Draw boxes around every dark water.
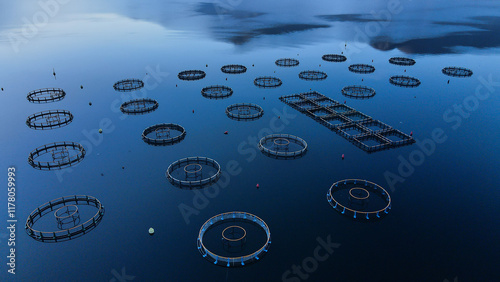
[1,1,499,281]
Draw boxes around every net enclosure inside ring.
[327,179,391,220]
[341,85,376,99]
[299,70,327,81]
[178,70,206,80]
[113,79,144,92]
[258,134,307,159]
[120,98,159,114]
[441,66,473,77]
[221,64,247,74]
[348,64,375,74]
[389,57,416,66]
[201,85,233,99]
[26,110,73,130]
[389,75,421,87]
[166,157,221,188]
[322,54,347,62]
[254,76,282,88]
[142,123,186,145]
[25,195,105,242]
[225,103,264,121]
[197,211,271,267]
[28,141,86,170]
[275,58,299,67]
[27,88,66,103]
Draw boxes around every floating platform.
[389,75,421,87]
[322,54,347,62]
[120,98,159,114]
[341,85,376,99]
[166,157,221,188]
[197,211,271,267]
[275,58,299,67]
[25,195,105,243]
[389,57,415,66]
[28,141,86,170]
[178,70,206,81]
[113,79,144,92]
[26,110,73,130]
[442,66,473,77]
[142,123,186,146]
[327,179,391,220]
[279,91,415,153]
[221,64,247,74]
[201,85,233,99]
[299,70,327,81]
[258,134,307,159]
[254,76,282,88]
[226,103,264,121]
[27,88,65,104]
[348,64,375,74]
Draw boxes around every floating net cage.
[28,142,86,170]
[341,85,376,99]
[389,75,421,88]
[178,70,206,81]
[225,103,264,121]
[322,54,347,62]
[201,85,233,99]
[442,67,473,78]
[348,64,375,74]
[389,57,416,66]
[120,98,159,114]
[221,64,247,74]
[197,211,271,267]
[275,58,299,67]
[113,79,144,92]
[254,76,282,88]
[27,88,66,104]
[299,70,327,81]
[26,110,73,130]
[327,179,391,220]
[166,157,221,188]
[25,195,105,243]
[142,123,186,146]
[258,134,307,159]
[279,91,414,153]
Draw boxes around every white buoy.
[149,228,155,235]
[99,129,103,134]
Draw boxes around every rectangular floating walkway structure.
[279,91,415,153]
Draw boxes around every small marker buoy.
[319,64,321,67]
[225,78,227,80]
[224,131,228,135]
[252,64,254,67]
[89,102,92,106]
[256,183,259,188]
[99,129,103,134]
[410,131,413,136]
[80,85,83,89]
[206,64,208,67]
[344,100,346,104]
[122,166,125,169]
[176,84,178,87]
[1,88,3,91]
[447,80,450,84]
[404,69,406,72]
[414,96,416,98]
[101,173,104,176]
[342,154,344,160]
[361,78,363,81]
[263,97,265,100]
[372,59,373,62]
[278,116,280,119]
[149,228,155,235]
[192,110,194,113]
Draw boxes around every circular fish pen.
[389,75,421,87]
[258,134,307,159]
[221,64,247,74]
[341,85,376,99]
[120,98,159,114]
[142,123,186,146]
[113,79,144,92]
[178,70,206,81]
[25,195,105,243]
[26,110,73,130]
[389,57,416,66]
[27,88,66,104]
[254,76,282,88]
[322,54,347,62]
[348,64,375,74]
[197,211,271,267]
[225,103,264,121]
[326,179,391,220]
[201,85,233,99]
[166,157,221,188]
[442,67,473,77]
[28,142,86,170]
[275,58,299,67]
[299,70,327,81]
